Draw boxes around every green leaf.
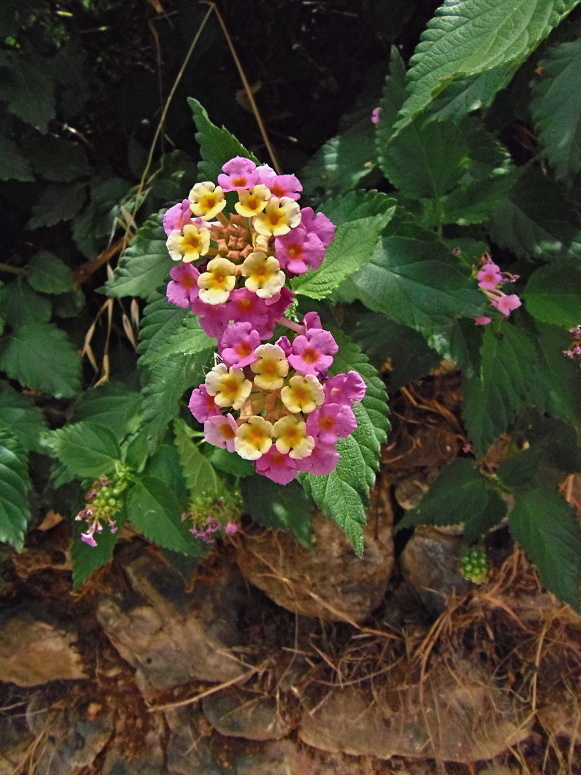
[137,291,190,366]
[524,261,581,328]
[209,447,255,478]
[45,421,121,479]
[530,322,581,431]
[292,211,393,300]
[319,189,396,226]
[397,458,502,532]
[509,488,581,612]
[0,133,34,181]
[344,235,486,332]
[242,476,313,548]
[491,166,581,261]
[392,0,579,132]
[0,323,81,398]
[105,213,170,299]
[301,121,376,198]
[127,476,199,554]
[23,134,91,182]
[440,170,515,225]
[143,314,215,362]
[463,490,507,544]
[188,98,258,180]
[462,322,537,456]
[174,418,221,496]
[142,349,215,450]
[424,65,515,121]
[300,331,389,555]
[426,318,483,377]
[144,443,188,500]
[0,53,56,132]
[26,251,74,295]
[0,382,47,453]
[0,281,52,328]
[27,182,87,229]
[0,425,31,551]
[531,38,581,179]
[73,381,143,440]
[497,447,543,489]
[71,508,127,590]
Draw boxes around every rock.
[537,688,581,738]
[26,695,113,774]
[96,547,246,693]
[299,659,531,764]
[0,718,34,775]
[234,740,315,775]
[235,484,394,622]
[166,735,230,775]
[0,603,87,686]
[202,687,291,741]
[394,469,439,511]
[400,526,472,616]
[102,717,166,775]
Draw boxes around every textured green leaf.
[524,261,581,328]
[398,458,502,531]
[137,291,190,366]
[393,0,579,132]
[73,382,142,440]
[242,476,313,548]
[319,190,396,225]
[426,318,483,377]
[105,213,170,299]
[23,134,91,182]
[0,425,31,551]
[27,251,74,295]
[45,421,121,479]
[441,171,515,225]
[209,447,255,477]
[293,211,393,300]
[0,53,55,132]
[144,443,188,501]
[188,98,258,181]
[300,331,389,555]
[345,235,486,331]
[127,476,198,554]
[142,349,215,450]
[531,38,581,179]
[144,314,215,362]
[509,488,581,611]
[0,323,81,398]
[462,322,537,456]
[497,447,543,489]
[71,508,127,590]
[0,382,47,453]
[530,323,581,431]
[0,282,51,328]
[0,133,34,181]
[174,419,221,496]
[463,490,507,544]
[424,65,515,121]
[491,167,581,260]
[27,182,87,229]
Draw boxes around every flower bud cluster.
[164,156,335,340]
[459,546,489,584]
[181,489,242,543]
[75,471,130,547]
[473,254,521,325]
[563,325,581,360]
[188,312,365,484]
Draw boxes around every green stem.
[0,263,26,276]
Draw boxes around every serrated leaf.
[127,476,198,554]
[242,476,313,548]
[300,330,389,555]
[142,349,215,450]
[463,490,507,544]
[174,418,221,496]
[524,261,581,328]
[0,381,47,453]
[0,53,55,132]
[0,323,81,398]
[137,291,190,366]
[531,38,581,179]
[441,170,515,225]
[23,134,91,182]
[71,508,127,590]
[144,443,188,500]
[491,166,581,261]
[530,322,581,430]
[424,65,515,121]
[345,235,486,332]
[462,322,537,456]
[509,488,581,611]
[0,281,52,328]
[144,314,215,362]
[292,211,393,300]
[301,122,376,198]
[497,447,543,489]
[426,318,483,377]
[209,447,255,477]
[105,213,170,299]
[0,133,34,181]
[26,251,74,295]
[319,189,396,226]
[0,425,31,550]
[188,98,258,181]
[393,0,579,133]
[45,421,121,479]
[27,182,87,229]
[73,381,143,440]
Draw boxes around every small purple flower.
[306,402,357,445]
[255,448,299,484]
[167,263,200,308]
[296,443,340,476]
[275,227,325,274]
[299,207,336,248]
[220,322,260,368]
[324,371,366,405]
[217,157,259,191]
[259,170,303,201]
[288,329,338,376]
[371,107,382,124]
[188,385,221,423]
[163,199,193,235]
[203,413,238,452]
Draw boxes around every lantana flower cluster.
[163,157,367,483]
[563,325,581,360]
[473,253,522,325]
[75,469,130,547]
[182,489,242,543]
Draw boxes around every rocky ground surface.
[1,377,580,775]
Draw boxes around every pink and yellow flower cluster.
[474,254,522,325]
[163,156,335,340]
[188,312,365,484]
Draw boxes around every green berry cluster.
[459,546,489,584]
[86,474,128,521]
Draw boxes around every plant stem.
[0,263,26,276]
